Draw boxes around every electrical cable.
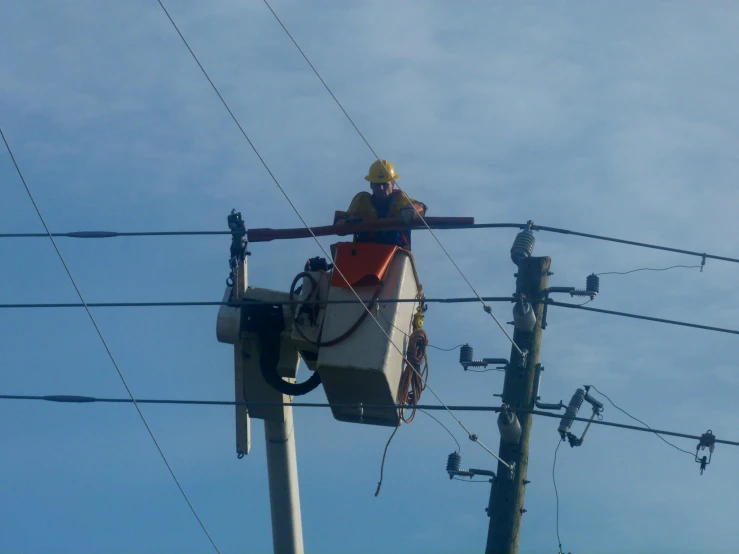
[0,127,221,554]
[2,225,738,267]
[419,408,461,453]
[0,230,230,238]
[376,309,462,356]
[6,298,738,338]
[0,297,515,309]
[547,299,739,336]
[261,0,523,357]
[596,265,703,276]
[553,438,565,554]
[397,328,429,423]
[428,343,466,352]
[589,385,694,456]
[3,393,739,447]
[374,423,400,497]
[154,0,507,469]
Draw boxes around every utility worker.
[336,159,427,251]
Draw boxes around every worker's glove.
[400,207,418,225]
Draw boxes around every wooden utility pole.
[485,256,551,554]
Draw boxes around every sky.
[2,1,739,553]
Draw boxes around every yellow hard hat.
[365,159,399,183]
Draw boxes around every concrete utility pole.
[485,256,551,554]
[218,209,305,554]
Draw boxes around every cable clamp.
[695,429,716,475]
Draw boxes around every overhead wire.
[0,127,222,554]
[547,299,739,336]
[5,298,739,337]
[376,309,466,353]
[261,0,523,357]
[3,393,739,447]
[154,0,508,468]
[2,225,738,267]
[419,408,461,452]
[596,264,703,276]
[589,385,694,456]
[0,297,515,309]
[428,343,466,352]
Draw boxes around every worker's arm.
[336,192,372,225]
[399,196,428,223]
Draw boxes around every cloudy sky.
[2,1,739,553]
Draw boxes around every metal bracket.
[695,429,716,475]
[227,209,249,286]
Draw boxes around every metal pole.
[264,408,304,554]
[485,256,551,554]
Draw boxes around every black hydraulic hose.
[250,303,322,397]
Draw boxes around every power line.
[154,0,504,468]
[261,0,523,357]
[0,127,222,554]
[0,297,514,309]
[2,223,738,267]
[419,408,461,452]
[3,393,738,448]
[5,297,739,338]
[531,224,735,265]
[0,231,229,238]
[547,299,739,336]
[596,264,703,276]
[589,385,694,456]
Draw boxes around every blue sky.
[2,1,739,553]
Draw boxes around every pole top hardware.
[696,429,716,475]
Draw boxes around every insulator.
[497,409,522,444]
[558,388,586,437]
[446,451,462,477]
[587,273,600,295]
[510,229,535,265]
[512,300,536,332]
[459,344,474,368]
